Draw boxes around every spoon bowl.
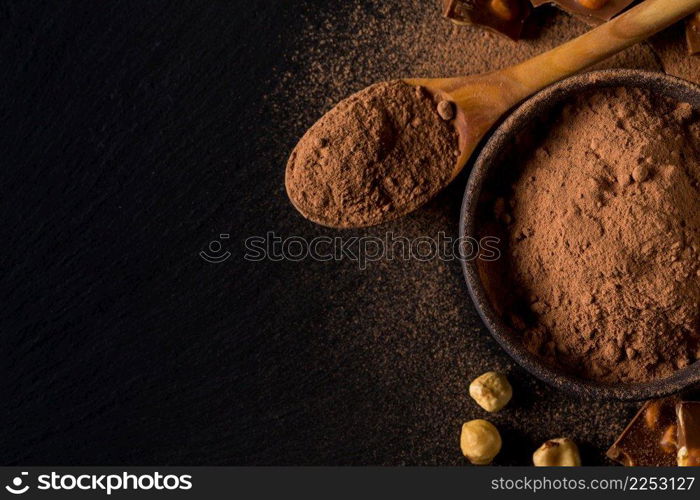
[460,69,700,400]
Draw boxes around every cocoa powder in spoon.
[285,80,460,228]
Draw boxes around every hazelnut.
[533,438,581,466]
[460,419,502,465]
[437,100,455,121]
[577,0,610,10]
[469,371,513,412]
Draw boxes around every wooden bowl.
[459,70,700,400]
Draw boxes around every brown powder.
[285,81,459,228]
[500,87,700,383]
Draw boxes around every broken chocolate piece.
[530,0,636,26]
[607,397,678,466]
[686,12,700,55]
[443,0,531,40]
[676,401,700,466]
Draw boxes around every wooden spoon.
[406,0,700,187]
[288,0,700,228]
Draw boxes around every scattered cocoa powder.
[494,87,700,383]
[285,81,459,228]
[651,23,700,84]
[270,5,662,138]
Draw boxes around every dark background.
[1,0,640,465]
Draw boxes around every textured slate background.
[0,0,641,465]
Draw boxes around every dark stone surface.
[0,0,640,465]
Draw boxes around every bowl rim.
[459,69,700,401]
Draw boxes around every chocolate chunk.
[676,401,700,466]
[686,12,700,55]
[530,0,635,26]
[606,397,679,466]
[443,0,531,40]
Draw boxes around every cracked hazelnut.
[460,419,502,465]
[469,371,513,412]
[677,446,698,466]
[533,438,581,466]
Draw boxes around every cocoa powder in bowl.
[477,83,700,384]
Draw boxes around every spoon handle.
[503,0,700,99]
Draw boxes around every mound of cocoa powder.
[492,87,700,383]
[285,81,459,228]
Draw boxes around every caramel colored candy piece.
[443,0,531,40]
[530,0,635,26]
[687,12,700,55]
[577,0,610,9]
[606,397,679,466]
[490,0,518,20]
[660,424,678,454]
[677,402,700,466]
